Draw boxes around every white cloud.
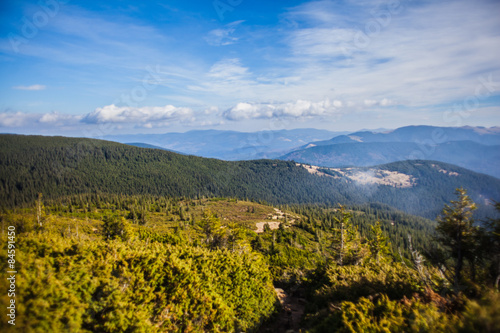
[81,104,194,124]
[281,0,500,109]
[363,99,395,107]
[380,98,396,107]
[0,112,35,127]
[364,100,378,107]
[289,28,358,59]
[223,99,341,120]
[205,20,244,46]
[224,103,262,120]
[208,58,249,80]
[186,58,261,102]
[0,111,81,127]
[12,85,46,91]
[39,112,81,124]
[0,104,200,131]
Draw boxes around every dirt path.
[255,221,281,233]
[254,208,297,233]
[260,287,306,332]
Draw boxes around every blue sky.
[1,0,499,136]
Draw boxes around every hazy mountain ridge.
[102,128,346,160]
[298,125,500,147]
[280,126,500,178]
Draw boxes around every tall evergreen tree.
[484,202,500,290]
[332,205,358,265]
[368,221,391,263]
[435,187,477,287]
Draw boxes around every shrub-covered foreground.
[0,232,276,332]
[1,193,499,332]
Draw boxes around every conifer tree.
[103,215,131,241]
[198,210,225,249]
[436,188,477,287]
[483,202,500,289]
[332,205,360,265]
[368,221,390,263]
[36,193,46,228]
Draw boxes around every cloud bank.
[81,104,194,125]
[223,99,343,120]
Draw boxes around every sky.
[0,0,499,136]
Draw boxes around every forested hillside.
[317,160,500,219]
[1,134,499,220]
[0,134,345,206]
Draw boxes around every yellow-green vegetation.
[0,191,499,332]
[0,197,278,332]
[300,189,500,333]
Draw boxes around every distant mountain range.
[298,125,500,147]
[280,125,500,178]
[1,134,499,219]
[99,126,500,179]
[102,129,346,160]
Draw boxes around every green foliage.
[368,221,391,263]
[196,210,250,252]
[288,202,436,259]
[331,205,361,265]
[483,202,500,290]
[436,188,478,287]
[305,266,458,333]
[301,189,500,333]
[0,231,277,332]
[337,293,459,333]
[306,288,500,333]
[317,262,423,304]
[0,196,286,332]
[458,291,500,332]
[0,134,363,209]
[1,186,499,332]
[102,215,131,241]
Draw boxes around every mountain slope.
[310,160,500,218]
[281,140,500,178]
[0,134,354,207]
[1,134,499,219]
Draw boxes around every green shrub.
[0,232,277,332]
[318,262,423,303]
